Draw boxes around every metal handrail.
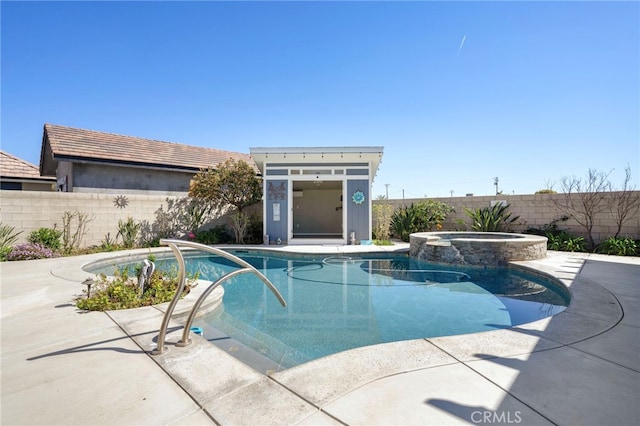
[152,239,286,355]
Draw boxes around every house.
[1,150,56,191]
[250,146,384,245]
[35,124,384,244]
[39,124,251,194]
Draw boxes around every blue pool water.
[93,251,569,368]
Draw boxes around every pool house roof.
[249,146,384,176]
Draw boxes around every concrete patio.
[1,246,638,425]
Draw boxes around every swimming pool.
[91,249,569,369]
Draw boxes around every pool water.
[140,251,566,369]
[91,251,569,369]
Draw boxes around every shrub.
[465,203,520,232]
[597,237,638,256]
[524,216,569,237]
[0,224,22,261]
[7,243,60,261]
[27,227,62,251]
[390,201,454,242]
[546,231,586,252]
[76,265,195,311]
[373,203,394,241]
[117,217,141,249]
[194,226,233,245]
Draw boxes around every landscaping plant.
[62,210,94,254]
[76,264,196,311]
[546,231,586,252]
[7,243,60,261]
[390,200,454,242]
[117,216,141,249]
[27,227,62,251]
[0,223,22,261]
[597,236,638,256]
[465,203,520,232]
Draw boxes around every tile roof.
[43,124,252,172]
[1,150,54,180]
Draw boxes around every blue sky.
[2,1,638,198]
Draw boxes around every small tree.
[189,159,262,243]
[609,166,640,238]
[552,168,612,249]
[372,202,394,241]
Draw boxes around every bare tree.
[610,166,640,238]
[552,168,612,249]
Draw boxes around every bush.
[465,203,520,232]
[373,203,394,241]
[0,224,22,261]
[117,216,141,249]
[546,231,586,252]
[76,265,195,311]
[194,225,232,245]
[7,243,60,261]
[597,237,638,256]
[28,227,62,251]
[390,201,454,242]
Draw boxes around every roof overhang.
[250,146,384,177]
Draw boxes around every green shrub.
[546,231,586,252]
[465,203,520,232]
[373,203,394,241]
[76,265,194,311]
[0,224,22,261]
[117,217,140,249]
[27,227,62,251]
[194,225,232,245]
[390,201,454,242]
[597,237,638,256]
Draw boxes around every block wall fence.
[1,190,638,248]
[374,191,640,245]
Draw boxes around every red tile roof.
[43,124,252,172]
[1,150,54,180]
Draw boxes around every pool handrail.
[152,239,286,355]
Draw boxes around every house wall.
[374,191,640,244]
[69,163,194,195]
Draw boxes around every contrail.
[457,35,466,56]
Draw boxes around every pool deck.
[1,245,638,425]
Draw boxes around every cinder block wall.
[375,191,640,245]
[0,191,263,248]
[0,191,172,247]
[1,190,638,248]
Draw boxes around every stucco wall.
[71,163,194,195]
[374,192,640,245]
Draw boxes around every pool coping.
[65,247,631,414]
[2,245,638,425]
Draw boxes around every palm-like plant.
[465,203,520,232]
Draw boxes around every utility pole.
[494,177,499,195]
[385,183,390,199]
[450,190,454,197]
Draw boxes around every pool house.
[250,147,384,245]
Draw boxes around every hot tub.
[410,232,547,266]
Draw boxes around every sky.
[2,1,638,199]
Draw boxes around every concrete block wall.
[0,191,172,247]
[2,190,638,249]
[376,191,640,245]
